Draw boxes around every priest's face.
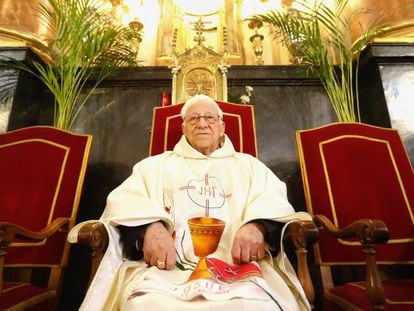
[181,100,225,155]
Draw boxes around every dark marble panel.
[252,84,334,209]
[379,64,414,163]
[0,47,52,132]
[359,42,414,164]
[73,86,169,220]
[226,67,336,208]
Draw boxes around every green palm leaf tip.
[249,0,386,123]
[0,0,142,130]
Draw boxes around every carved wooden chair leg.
[360,222,388,310]
[314,215,389,310]
[285,220,319,307]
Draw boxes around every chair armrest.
[0,217,70,294]
[313,214,389,307]
[284,220,318,306]
[313,214,389,244]
[0,217,70,246]
[76,221,109,285]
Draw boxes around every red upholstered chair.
[296,122,414,310]
[149,100,258,157]
[0,126,92,310]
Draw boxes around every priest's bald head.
[181,94,225,156]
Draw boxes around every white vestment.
[69,135,312,311]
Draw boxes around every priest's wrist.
[135,221,166,252]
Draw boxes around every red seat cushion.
[325,280,414,310]
[0,282,56,310]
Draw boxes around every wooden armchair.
[0,126,92,310]
[73,101,319,307]
[296,122,414,310]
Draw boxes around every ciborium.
[187,217,225,280]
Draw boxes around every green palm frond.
[250,0,386,122]
[0,0,142,129]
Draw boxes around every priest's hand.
[143,221,176,270]
[231,222,266,264]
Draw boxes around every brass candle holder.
[128,19,143,58]
[248,20,265,65]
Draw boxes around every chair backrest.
[149,101,258,157]
[0,126,92,268]
[296,122,414,265]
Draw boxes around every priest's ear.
[218,119,226,139]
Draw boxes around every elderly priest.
[70,94,312,311]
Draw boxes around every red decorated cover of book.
[128,257,274,302]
